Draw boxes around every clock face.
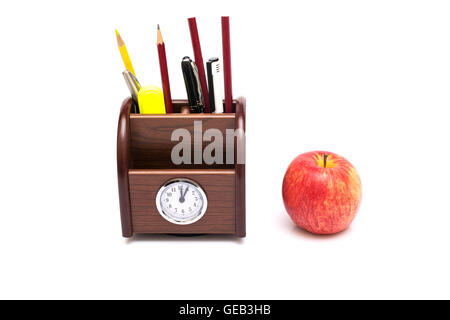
[156,179,207,225]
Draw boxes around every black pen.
[181,56,205,113]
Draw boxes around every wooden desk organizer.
[117,97,246,238]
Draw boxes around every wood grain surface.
[117,97,133,237]
[130,109,236,169]
[235,97,246,237]
[129,169,236,234]
[117,98,246,237]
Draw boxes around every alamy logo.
[171,121,245,165]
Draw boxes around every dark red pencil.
[222,16,233,113]
[188,17,211,113]
[157,25,173,113]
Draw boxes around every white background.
[0,0,449,299]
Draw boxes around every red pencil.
[157,25,173,113]
[222,16,233,113]
[188,17,211,113]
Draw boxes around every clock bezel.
[155,178,208,225]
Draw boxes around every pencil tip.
[115,29,124,46]
[157,25,163,44]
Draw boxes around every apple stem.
[323,154,328,168]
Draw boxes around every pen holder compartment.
[117,97,246,237]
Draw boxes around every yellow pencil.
[115,29,136,76]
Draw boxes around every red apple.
[282,151,362,234]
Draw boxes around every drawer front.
[129,170,236,234]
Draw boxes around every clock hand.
[183,187,189,199]
[179,186,183,202]
[179,186,189,203]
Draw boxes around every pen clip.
[123,70,142,103]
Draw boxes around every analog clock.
[156,179,208,225]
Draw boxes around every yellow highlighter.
[138,85,166,114]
